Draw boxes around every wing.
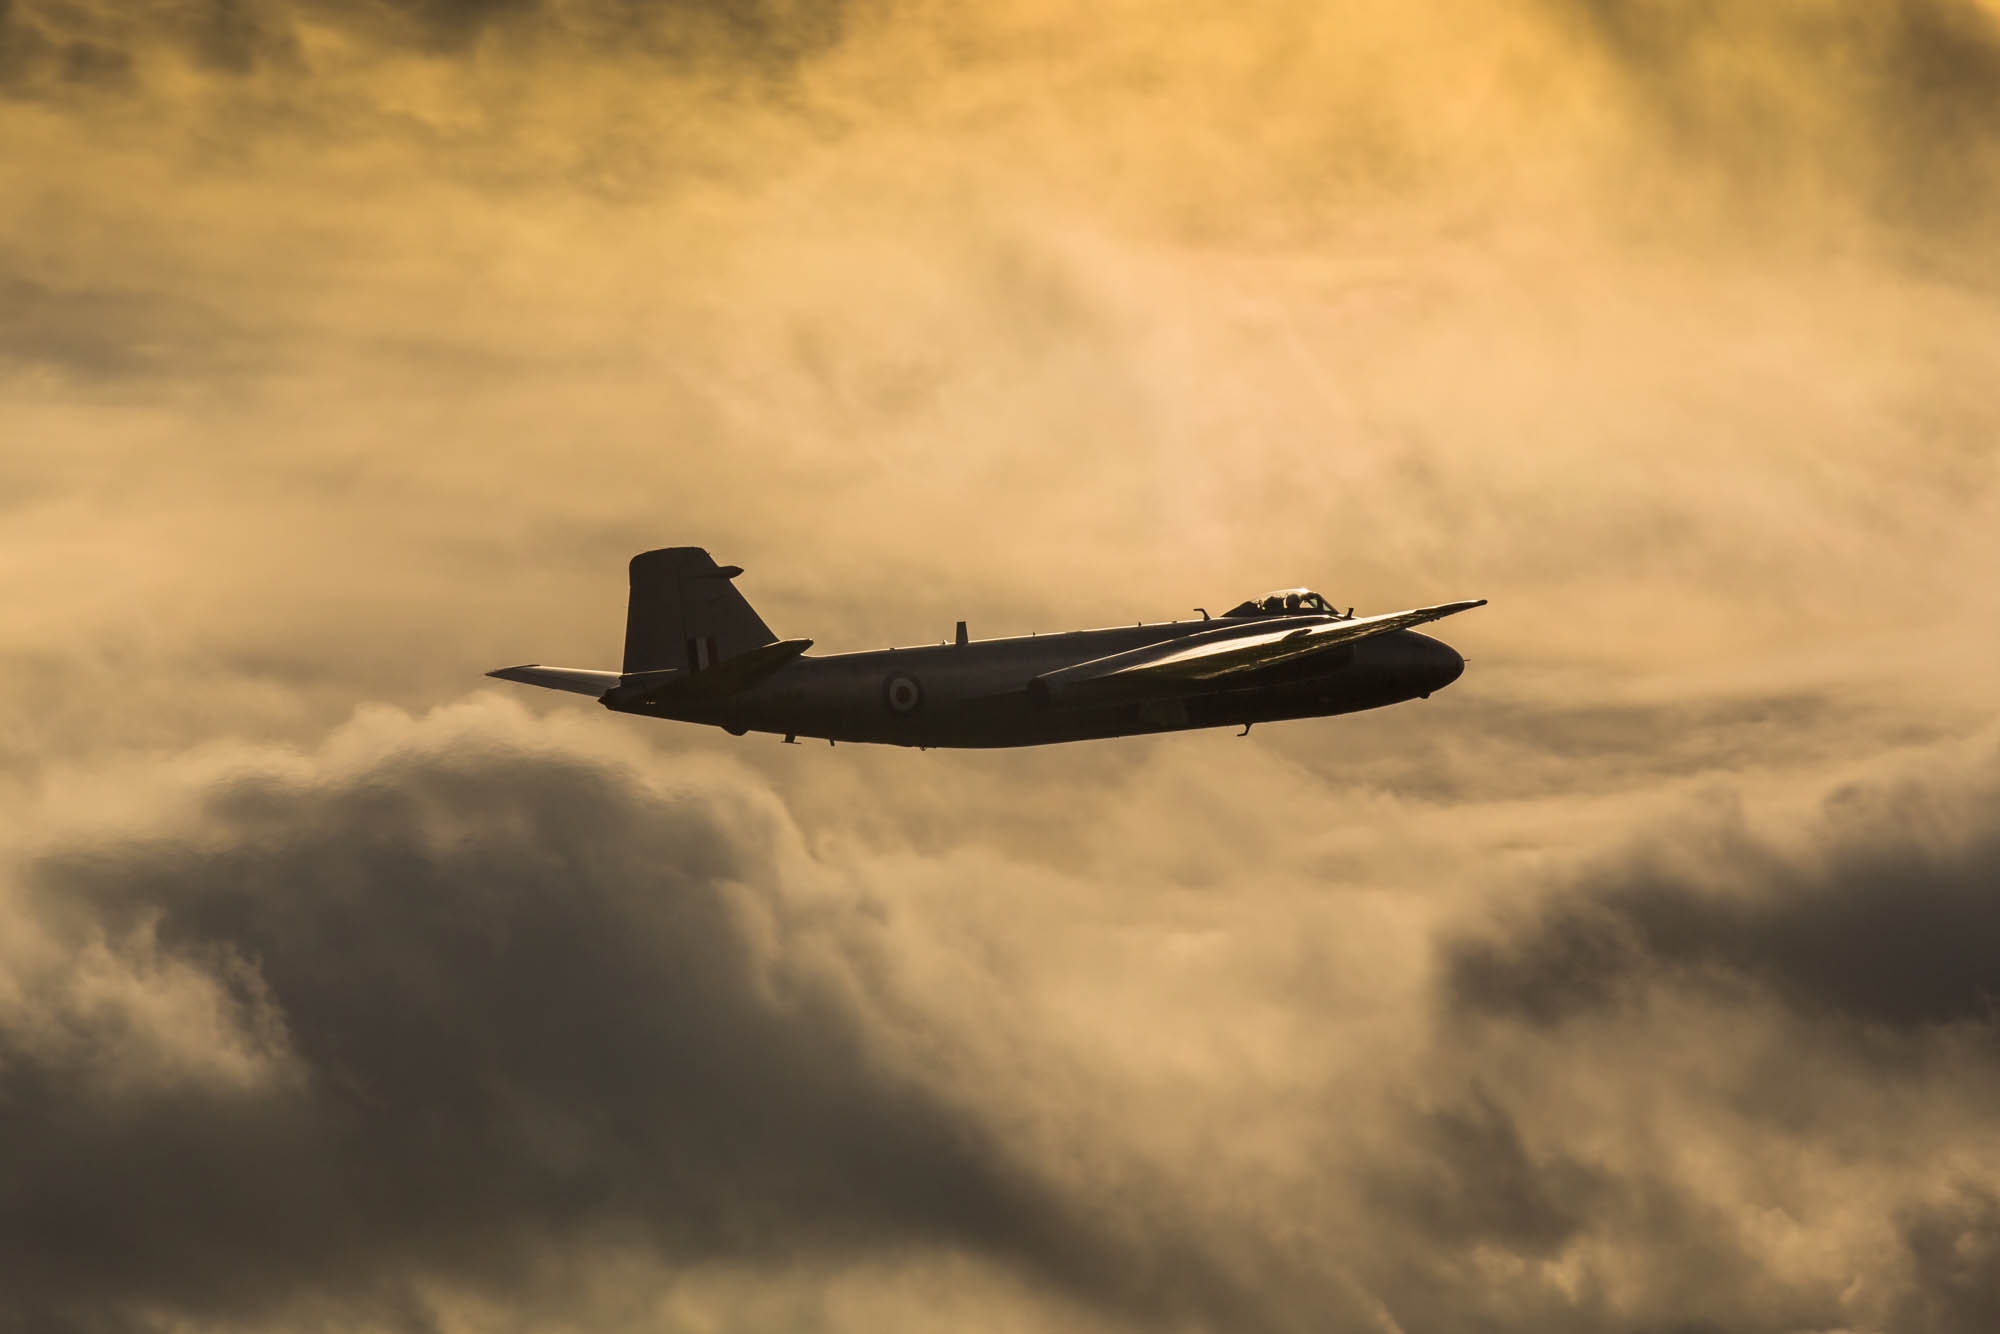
[1034,600,1485,703]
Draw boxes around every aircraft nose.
[1435,641,1465,690]
[1411,633,1463,695]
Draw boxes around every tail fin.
[622,547,778,674]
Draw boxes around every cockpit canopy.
[1224,588,1343,618]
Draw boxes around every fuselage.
[610,614,1465,748]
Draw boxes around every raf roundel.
[883,674,923,714]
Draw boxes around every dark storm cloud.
[1353,1075,1851,1334]
[1556,0,2000,227]
[0,0,309,98]
[1444,739,2000,1036]
[0,1,264,93]
[325,0,541,52]
[0,0,132,96]
[0,274,262,382]
[375,0,854,63]
[1337,743,2000,1333]
[0,0,845,93]
[0,712,1116,1330]
[1896,1186,2000,1334]
[1368,1092,1607,1259]
[188,0,300,74]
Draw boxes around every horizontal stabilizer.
[485,665,626,697]
[681,636,812,693]
[1035,599,1486,702]
[607,637,812,706]
[491,637,812,708]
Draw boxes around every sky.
[3,1,1998,1330]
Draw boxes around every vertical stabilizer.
[622,548,777,674]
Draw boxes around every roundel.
[883,674,923,714]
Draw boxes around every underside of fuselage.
[609,622,1466,748]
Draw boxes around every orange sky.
[3,3,1999,1331]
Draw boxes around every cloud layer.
[5,703,2000,1332]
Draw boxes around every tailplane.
[486,665,623,696]
[622,547,778,674]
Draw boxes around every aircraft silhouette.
[490,547,1483,747]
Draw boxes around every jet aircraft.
[489,547,1484,748]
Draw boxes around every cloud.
[1441,733,2000,1037]
[1366,1091,1608,1260]
[0,0,846,99]
[1551,0,2000,230]
[1361,736,2000,1331]
[0,274,265,382]
[0,701,1122,1330]
[7,705,2000,1333]
[1897,1186,2000,1334]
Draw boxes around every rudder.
[622,547,777,674]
